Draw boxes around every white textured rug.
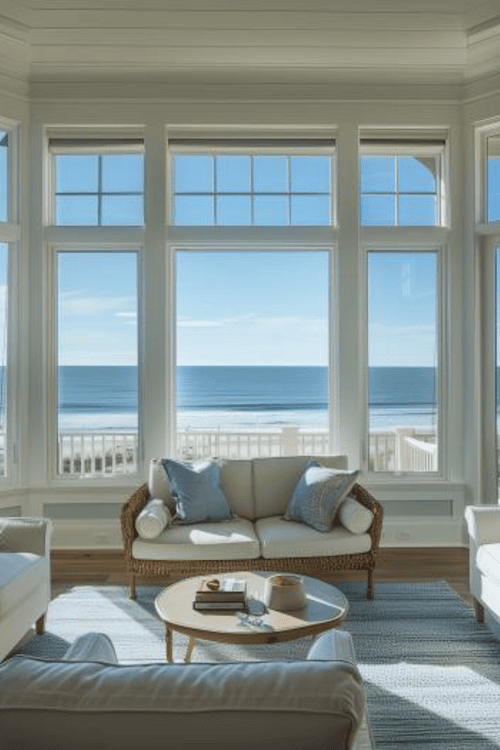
[16,580,500,749]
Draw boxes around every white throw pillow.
[135,498,171,539]
[338,495,374,535]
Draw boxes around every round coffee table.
[155,571,349,662]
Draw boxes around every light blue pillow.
[284,461,361,532]
[162,459,233,524]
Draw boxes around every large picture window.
[367,250,439,473]
[175,250,330,459]
[56,251,138,477]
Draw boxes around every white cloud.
[59,292,136,317]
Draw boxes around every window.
[488,134,500,223]
[0,129,7,222]
[360,142,444,226]
[49,139,144,226]
[367,251,439,474]
[56,251,138,477]
[170,141,334,226]
[0,243,7,477]
[175,250,330,458]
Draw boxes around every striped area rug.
[15,580,500,749]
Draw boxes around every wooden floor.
[51,546,473,608]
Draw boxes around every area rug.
[14,580,500,749]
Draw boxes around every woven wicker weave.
[121,482,384,600]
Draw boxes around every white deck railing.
[54,425,437,477]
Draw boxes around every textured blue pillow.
[284,462,361,532]
[162,459,233,524]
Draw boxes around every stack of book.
[193,577,247,611]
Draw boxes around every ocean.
[57,365,437,433]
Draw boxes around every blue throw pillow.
[162,459,233,524]
[284,461,361,532]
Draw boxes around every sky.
[1,147,497,369]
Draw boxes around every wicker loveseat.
[121,455,383,600]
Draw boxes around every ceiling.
[0,0,499,96]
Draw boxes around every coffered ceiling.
[0,0,499,97]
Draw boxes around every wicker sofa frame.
[121,481,384,601]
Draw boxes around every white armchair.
[464,505,500,627]
[0,517,52,661]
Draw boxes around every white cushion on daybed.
[255,516,372,559]
[132,517,261,561]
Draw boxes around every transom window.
[360,142,444,226]
[49,139,144,226]
[170,141,334,226]
[488,134,500,223]
[0,130,8,223]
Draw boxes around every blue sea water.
[57,365,437,432]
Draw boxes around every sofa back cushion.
[0,655,363,750]
[218,459,254,519]
[252,455,348,519]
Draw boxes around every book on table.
[194,577,247,603]
[193,600,246,611]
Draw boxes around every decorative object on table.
[193,576,247,611]
[263,574,308,611]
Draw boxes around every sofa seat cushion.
[255,516,372,559]
[476,543,500,591]
[132,518,261,561]
[0,552,47,617]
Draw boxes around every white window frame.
[476,123,500,228]
[167,242,337,459]
[46,134,145,228]
[359,140,448,228]
[46,241,144,485]
[478,235,500,503]
[361,240,446,481]
[0,118,20,486]
[167,139,337,227]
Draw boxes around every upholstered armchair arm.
[0,517,52,557]
[306,629,359,667]
[465,505,500,545]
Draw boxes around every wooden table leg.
[165,623,173,662]
[184,637,195,663]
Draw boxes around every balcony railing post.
[281,426,299,456]
[395,427,415,472]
